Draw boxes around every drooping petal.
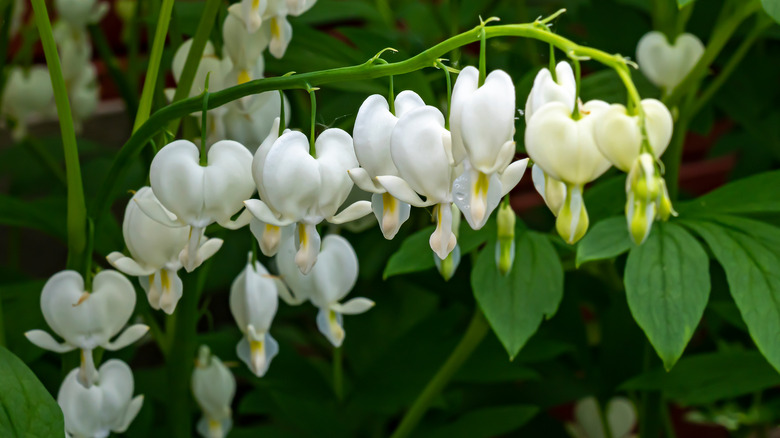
[106,252,155,277]
[348,167,385,193]
[370,192,411,240]
[498,158,529,197]
[244,199,291,226]
[314,128,359,219]
[103,324,149,351]
[331,297,375,314]
[25,330,75,353]
[329,200,373,224]
[375,175,432,207]
[309,234,359,306]
[429,203,457,260]
[113,395,144,434]
[261,131,321,222]
[316,308,345,347]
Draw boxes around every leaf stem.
[390,308,489,438]
[434,60,452,129]
[133,0,175,132]
[30,0,87,272]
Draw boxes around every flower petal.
[375,175,432,207]
[25,330,75,353]
[103,324,149,351]
[329,200,373,224]
[499,158,529,197]
[106,253,155,277]
[332,297,374,315]
[348,167,385,194]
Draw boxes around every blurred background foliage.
[1,0,780,436]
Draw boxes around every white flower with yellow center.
[349,91,426,239]
[244,123,371,274]
[450,66,528,230]
[25,270,149,387]
[192,346,235,438]
[229,255,280,377]
[144,140,256,272]
[277,234,374,347]
[58,359,143,438]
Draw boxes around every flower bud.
[192,346,235,438]
[435,205,462,281]
[555,184,589,245]
[495,202,516,275]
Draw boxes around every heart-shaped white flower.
[54,0,108,27]
[245,125,371,273]
[58,359,143,438]
[592,99,674,172]
[277,234,374,347]
[349,91,424,239]
[1,66,53,139]
[524,61,577,122]
[636,31,704,92]
[146,139,255,271]
[449,66,528,230]
[192,346,235,438]
[26,270,148,386]
[230,255,280,377]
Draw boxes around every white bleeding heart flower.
[169,39,232,103]
[524,61,577,122]
[450,66,528,230]
[53,22,93,85]
[228,0,268,33]
[107,187,219,314]
[58,359,143,438]
[25,270,149,387]
[68,63,99,133]
[229,254,280,377]
[146,139,255,272]
[349,91,426,239]
[283,0,317,16]
[222,13,270,104]
[636,31,704,93]
[375,104,458,259]
[277,234,373,347]
[525,100,612,244]
[192,346,235,438]
[566,396,638,438]
[54,0,108,27]
[593,99,674,172]
[244,123,371,274]
[1,66,53,139]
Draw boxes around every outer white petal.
[452,166,502,230]
[348,167,385,193]
[316,308,345,347]
[353,94,400,177]
[268,15,293,59]
[525,61,577,122]
[332,297,374,314]
[223,13,269,70]
[203,140,256,225]
[103,324,149,350]
[236,331,278,377]
[390,106,453,203]
[314,128,358,218]
[309,234,359,306]
[276,234,314,304]
[25,330,75,353]
[150,140,209,227]
[229,256,279,334]
[123,187,189,269]
[252,117,284,201]
[192,349,236,422]
[459,69,516,174]
[106,252,155,277]
[375,175,433,207]
[393,90,427,117]
[429,202,457,259]
[249,218,285,256]
[450,66,479,166]
[244,199,291,226]
[573,397,606,438]
[371,193,411,240]
[262,131,321,222]
[524,101,611,185]
[113,395,144,434]
[329,200,373,224]
[607,397,637,438]
[96,359,137,431]
[499,158,529,197]
[58,367,104,438]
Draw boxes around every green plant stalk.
[166,0,222,136]
[92,11,644,221]
[30,0,87,272]
[333,346,344,401]
[651,0,675,40]
[88,24,139,116]
[390,309,489,438]
[133,0,175,132]
[434,60,451,129]
[308,86,317,154]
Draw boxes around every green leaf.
[677,0,696,8]
[682,215,780,373]
[576,216,632,267]
[624,222,710,370]
[677,170,780,215]
[471,231,564,359]
[0,346,64,437]
[762,0,780,24]
[621,350,780,405]
[383,220,495,279]
[0,195,66,240]
[422,405,539,438]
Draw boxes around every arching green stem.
[92,11,645,225]
[278,90,286,136]
[200,73,211,165]
[549,44,557,82]
[571,57,581,119]
[435,60,452,129]
[30,0,87,273]
[307,84,317,155]
[388,75,395,115]
[478,27,487,86]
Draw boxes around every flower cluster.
[525,60,675,244]
[1,0,105,139]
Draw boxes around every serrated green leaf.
[677,170,780,215]
[471,231,563,359]
[682,215,780,373]
[621,350,780,405]
[762,0,780,24]
[624,222,710,370]
[576,216,632,267]
[0,346,64,437]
